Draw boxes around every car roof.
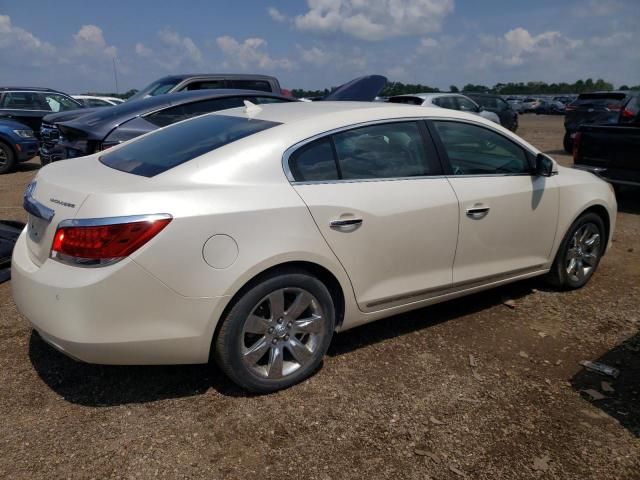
[155,73,279,82]
[0,87,68,93]
[390,92,469,100]
[218,100,481,125]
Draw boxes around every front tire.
[546,213,605,290]
[214,270,335,393]
[0,141,16,174]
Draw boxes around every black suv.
[127,74,283,101]
[464,93,519,132]
[563,91,640,152]
[0,87,84,136]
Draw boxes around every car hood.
[42,107,101,125]
[0,118,34,130]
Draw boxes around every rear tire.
[0,142,16,174]
[546,213,605,290]
[214,270,335,393]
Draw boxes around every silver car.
[389,93,502,125]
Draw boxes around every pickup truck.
[572,93,640,188]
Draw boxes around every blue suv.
[0,118,38,174]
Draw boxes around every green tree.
[449,85,459,92]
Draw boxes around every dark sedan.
[40,90,294,164]
[464,93,519,132]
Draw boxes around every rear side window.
[455,97,479,112]
[288,138,339,182]
[145,97,246,127]
[1,92,43,110]
[184,80,226,91]
[389,96,424,106]
[433,96,457,110]
[101,114,280,177]
[229,80,272,92]
[288,121,440,182]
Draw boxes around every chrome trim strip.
[23,182,55,223]
[57,213,172,228]
[365,265,546,309]
[281,116,540,185]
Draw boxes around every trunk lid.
[565,93,626,131]
[24,156,146,266]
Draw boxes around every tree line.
[86,79,639,100]
[291,79,640,98]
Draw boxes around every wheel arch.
[208,260,347,361]
[581,204,610,245]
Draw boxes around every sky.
[0,0,638,94]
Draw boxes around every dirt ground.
[0,115,638,480]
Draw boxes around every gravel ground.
[0,115,638,479]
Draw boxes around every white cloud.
[420,37,439,48]
[72,25,117,58]
[216,36,295,71]
[0,14,55,66]
[573,0,622,17]
[135,42,153,57]
[294,0,454,41]
[267,7,287,22]
[297,45,332,66]
[158,29,202,65]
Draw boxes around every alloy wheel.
[241,287,326,380]
[565,222,601,283]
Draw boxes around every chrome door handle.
[466,206,490,219]
[330,218,363,229]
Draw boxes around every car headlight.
[13,129,35,138]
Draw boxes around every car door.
[429,119,559,284]
[288,120,459,311]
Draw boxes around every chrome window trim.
[282,116,540,185]
[57,213,172,229]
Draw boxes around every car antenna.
[243,100,262,116]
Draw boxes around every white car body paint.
[12,102,616,365]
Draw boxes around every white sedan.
[12,102,616,392]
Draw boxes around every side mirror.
[478,106,484,113]
[535,153,556,177]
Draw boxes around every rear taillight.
[51,214,171,267]
[606,103,621,111]
[565,104,576,111]
[572,132,582,163]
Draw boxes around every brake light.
[606,103,621,111]
[572,132,582,163]
[51,215,171,266]
[565,104,576,111]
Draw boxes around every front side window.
[455,97,479,113]
[433,121,531,175]
[41,93,82,112]
[101,114,280,177]
[288,121,440,182]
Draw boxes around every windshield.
[128,78,182,102]
[100,114,281,177]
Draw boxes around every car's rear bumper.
[11,230,225,365]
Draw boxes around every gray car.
[389,93,502,125]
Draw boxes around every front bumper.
[11,230,225,365]
[17,140,38,162]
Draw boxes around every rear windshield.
[100,114,280,177]
[575,92,626,108]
